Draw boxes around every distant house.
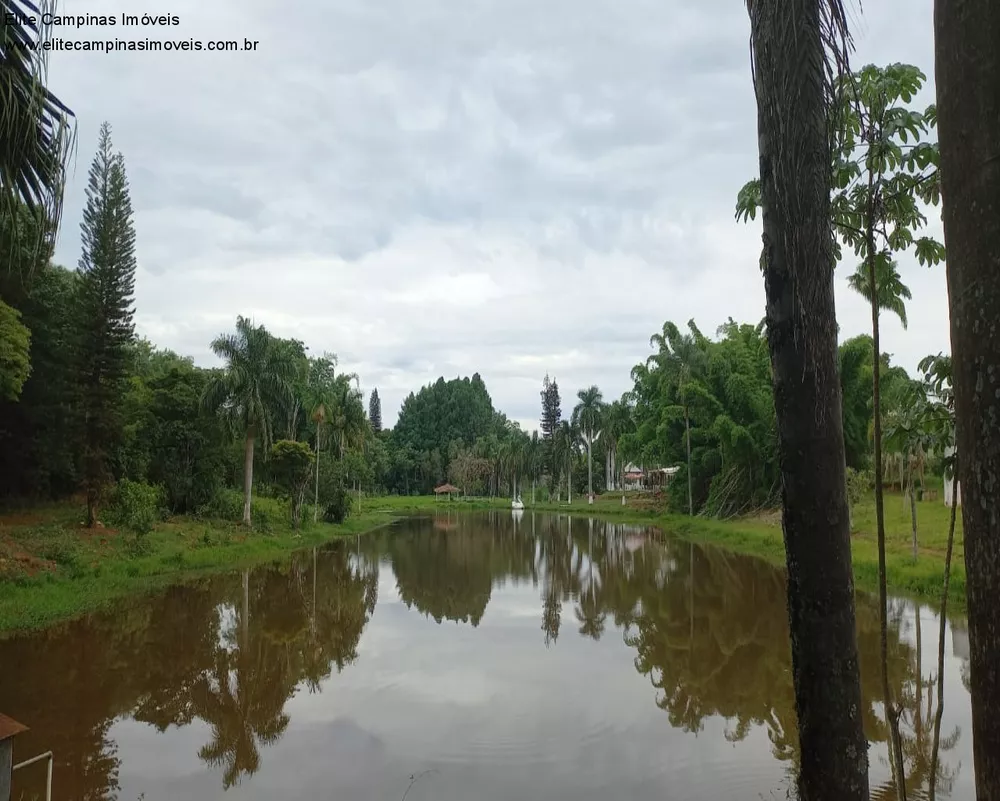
[622,463,680,491]
[623,463,645,490]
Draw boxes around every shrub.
[197,488,287,532]
[323,486,353,524]
[269,440,315,528]
[197,487,245,521]
[105,479,165,536]
[846,467,873,508]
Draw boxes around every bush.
[323,486,353,524]
[197,487,244,521]
[196,487,287,532]
[846,467,873,508]
[105,479,165,536]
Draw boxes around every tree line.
[3,0,999,796]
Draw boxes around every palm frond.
[1,0,77,274]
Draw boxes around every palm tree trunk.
[586,435,593,501]
[243,431,255,527]
[314,421,321,523]
[685,406,693,515]
[749,0,869,798]
[909,474,918,562]
[936,1,1000,789]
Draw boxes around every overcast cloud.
[47,0,947,430]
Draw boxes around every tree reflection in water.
[0,512,971,799]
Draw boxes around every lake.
[0,511,975,800]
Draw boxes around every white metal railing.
[12,751,52,801]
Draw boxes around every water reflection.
[0,512,975,800]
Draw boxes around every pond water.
[1,511,975,800]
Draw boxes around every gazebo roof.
[433,483,461,494]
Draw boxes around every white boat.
[511,495,524,510]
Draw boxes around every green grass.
[366,490,966,610]
[1,488,965,635]
[0,497,397,636]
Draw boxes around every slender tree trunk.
[567,453,572,504]
[909,475,918,563]
[586,435,593,500]
[685,407,693,515]
[936,1,1000,790]
[241,568,250,647]
[243,431,255,527]
[865,151,906,800]
[314,421,321,523]
[929,469,960,801]
[749,1,870,798]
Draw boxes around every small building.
[623,463,645,491]
[621,464,680,491]
[433,483,462,500]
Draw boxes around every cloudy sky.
[46,0,947,430]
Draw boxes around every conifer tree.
[540,374,562,485]
[77,121,137,526]
[369,387,382,433]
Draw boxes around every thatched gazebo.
[433,483,461,500]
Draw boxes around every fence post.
[0,714,29,801]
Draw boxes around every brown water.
[1,511,975,800]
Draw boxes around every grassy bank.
[1,488,965,635]
[369,490,966,609]
[0,498,398,635]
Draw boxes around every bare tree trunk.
[685,407,693,515]
[936,0,1000,790]
[749,0,870,798]
[241,568,250,647]
[929,470,960,801]
[243,431,255,527]
[909,477,918,562]
[586,435,593,500]
[314,421,321,523]
[867,144,907,801]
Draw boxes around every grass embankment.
[0,489,964,634]
[0,498,398,635]
[373,489,966,609]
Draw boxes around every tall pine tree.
[77,122,137,526]
[369,387,382,433]
[540,374,561,486]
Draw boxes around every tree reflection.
[0,512,970,799]
[2,543,377,798]
[389,516,493,625]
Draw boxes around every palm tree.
[303,354,338,521]
[1,0,75,269]
[328,373,367,499]
[553,420,579,503]
[525,431,543,503]
[847,258,913,330]
[203,317,295,526]
[572,386,604,501]
[747,0,869,797]
[601,399,634,493]
[647,321,706,515]
[329,373,365,460]
[500,429,527,499]
[935,1,1000,789]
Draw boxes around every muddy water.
[0,512,974,800]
